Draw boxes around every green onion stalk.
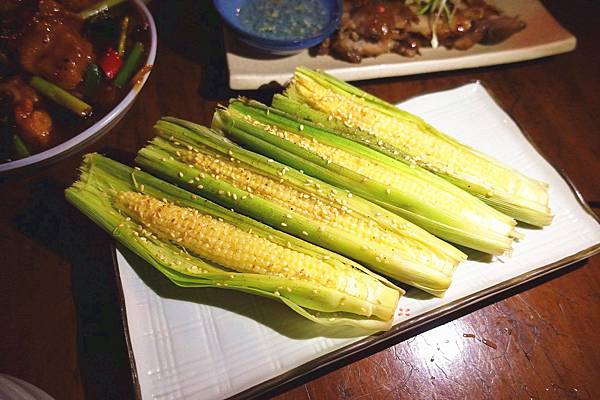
[30,76,92,117]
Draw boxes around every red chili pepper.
[98,48,123,79]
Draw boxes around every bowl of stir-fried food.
[0,0,156,173]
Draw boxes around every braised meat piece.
[479,16,526,45]
[18,16,93,89]
[0,76,53,150]
[315,0,526,63]
[350,1,415,41]
[436,1,525,50]
[317,0,419,63]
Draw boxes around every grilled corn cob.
[136,118,466,296]
[274,67,553,227]
[65,153,402,330]
[212,99,519,255]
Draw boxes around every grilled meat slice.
[315,0,525,63]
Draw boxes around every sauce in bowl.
[238,0,329,40]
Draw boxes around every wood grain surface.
[1,1,599,399]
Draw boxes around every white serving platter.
[115,83,600,399]
[224,0,576,90]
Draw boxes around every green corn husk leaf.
[65,153,403,331]
[137,118,466,297]
[276,66,553,227]
[213,98,521,256]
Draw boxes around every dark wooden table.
[1,1,599,399]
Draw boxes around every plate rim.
[112,82,600,400]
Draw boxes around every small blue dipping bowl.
[213,0,342,55]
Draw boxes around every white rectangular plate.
[116,83,600,399]
[225,0,576,90]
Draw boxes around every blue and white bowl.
[213,0,342,55]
